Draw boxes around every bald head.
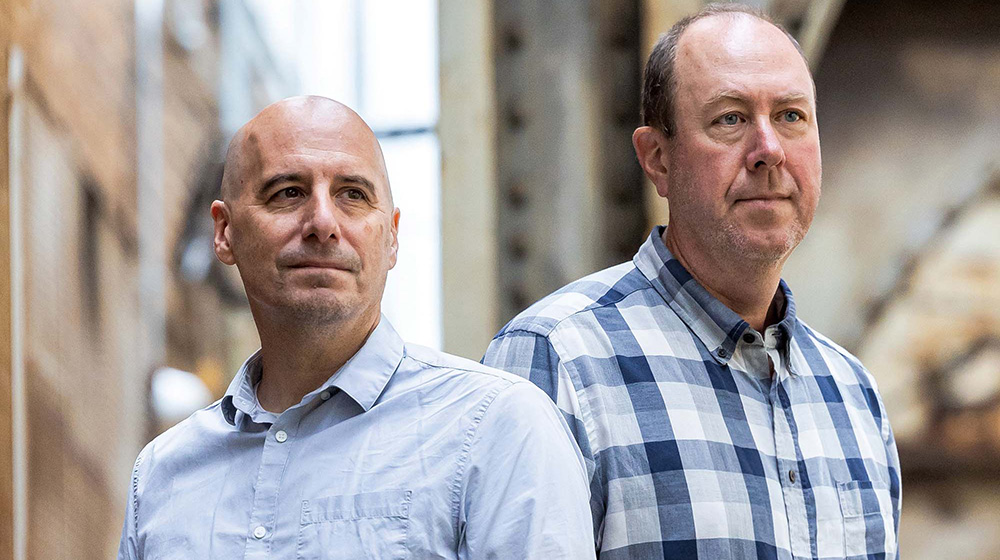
[221,96,391,207]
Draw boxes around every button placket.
[244,416,300,555]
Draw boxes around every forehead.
[675,14,814,105]
[247,114,383,178]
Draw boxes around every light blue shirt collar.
[221,315,405,426]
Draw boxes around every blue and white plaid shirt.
[483,227,901,560]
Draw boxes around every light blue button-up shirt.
[118,317,594,559]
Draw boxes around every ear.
[387,207,400,269]
[210,200,236,266]
[632,126,672,198]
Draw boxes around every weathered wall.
[3,0,235,556]
[1,0,17,556]
[780,1,1000,558]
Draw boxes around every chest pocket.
[296,489,412,560]
[838,480,896,559]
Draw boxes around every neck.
[252,306,381,413]
[663,228,784,333]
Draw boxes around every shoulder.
[402,343,549,396]
[793,319,894,429]
[400,343,562,420]
[131,401,229,485]
[495,261,651,340]
[796,319,880,388]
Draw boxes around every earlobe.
[632,126,672,198]
[210,200,237,266]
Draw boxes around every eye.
[275,186,303,200]
[716,113,743,126]
[782,110,804,123]
[342,187,367,201]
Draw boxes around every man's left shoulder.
[793,320,892,429]
[403,343,543,393]
[795,320,877,383]
[399,343,568,429]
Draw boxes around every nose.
[745,118,785,172]
[301,192,341,242]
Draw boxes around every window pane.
[360,0,439,130]
[380,133,441,349]
[294,0,361,107]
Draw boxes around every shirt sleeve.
[117,451,145,560]
[483,329,604,535]
[483,329,595,473]
[881,395,902,557]
[457,381,596,560]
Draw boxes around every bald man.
[117,97,594,560]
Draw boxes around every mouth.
[286,261,353,272]
[735,195,791,206]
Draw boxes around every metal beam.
[493,0,647,325]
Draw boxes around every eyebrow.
[337,174,377,196]
[704,90,812,107]
[258,172,306,197]
[256,172,378,197]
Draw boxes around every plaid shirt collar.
[633,226,801,372]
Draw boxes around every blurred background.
[0,0,998,558]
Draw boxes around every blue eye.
[783,111,802,123]
[719,113,741,125]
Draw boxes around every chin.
[280,295,356,324]
[718,223,803,265]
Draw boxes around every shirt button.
[253,525,266,539]
[742,333,755,344]
[320,391,331,401]
[718,348,729,359]
[275,430,288,443]
[788,469,797,484]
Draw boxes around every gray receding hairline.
[639,3,814,137]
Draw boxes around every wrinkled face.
[665,14,822,266]
[213,101,399,325]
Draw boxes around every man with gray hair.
[484,5,901,559]
[118,96,594,559]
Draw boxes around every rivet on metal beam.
[608,29,631,50]
[502,26,524,53]
[507,179,529,209]
[616,109,635,128]
[509,285,532,312]
[505,104,527,132]
[508,234,530,261]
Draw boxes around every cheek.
[681,142,745,190]
[348,220,392,262]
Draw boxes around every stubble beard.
[282,295,355,325]
[668,164,807,273]
[712,216,805,271]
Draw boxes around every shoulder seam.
[131,452,144,539]
[499,274,655,339]
[406,354,526,386]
